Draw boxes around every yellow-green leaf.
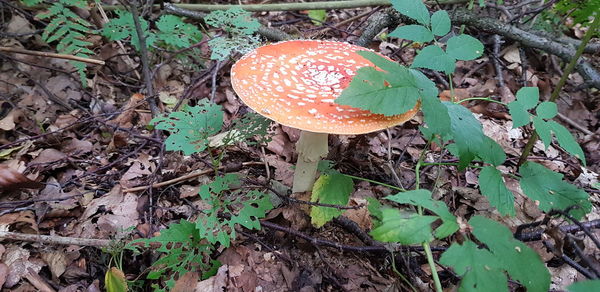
[105,267,128,292]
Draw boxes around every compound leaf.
[385,189,458,238]
[507,100,531,128]
[535,101,558,119]
[445,102,484,168]
[516,87,539,109]
[336,51,420,116]
[469,216,551,292]
[440,240,507,292]
[519,162,591,219]
[532,116,552,149]
[445,34,484,61]
[152,99,223,155]
[478,166,515,216]
[547,120,586,165]
[370,209,437,244]
[389,25,434,43]
[391,0,431,25]
[412,45,456,73]
[430,10,451,36]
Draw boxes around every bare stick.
[0,46,105,65]
[0,231,111,247]
[124,161,264,192]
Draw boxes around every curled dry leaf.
[0,165,42,190]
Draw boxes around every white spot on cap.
[308,108,318,114]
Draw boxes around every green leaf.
[370,209,437,244]
[440,241,507,292]
[421,93,451,139]
[385,190,458,238]
[469,216,551,292]
[310,173,354,227]
[445,34,484,61]
[430,10,451,36]
[152,100,223,155]
[507,100,531,128]
[516,87,539,109]
[445,102,484,168]
[547,120,586,165]
[477,136,506,166]
[204,8,260,35]
[22,0,44,6]
[567,280,600,292]
[231,190,274,230]
[156,15,203,49]
[105,267,128,292]
[336,51,420,116]
[367,197,383,228]
[519,162,591,219]
[532,116,552,149]
[389,25,434,43]
[208,34,261,61]
[102,10,154,51]
[478,166,515,216]
[535,101,558,119]
[391,0,430,26]
[307,10,327,25]
[412,45,456,73]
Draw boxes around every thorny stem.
[415,141,443,292]
[517,14,600,166]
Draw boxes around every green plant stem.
[456,97,506,105]
[341,174,405,191]
[414,142,443,292]
[103,0,468,12]
[517,15,600,167]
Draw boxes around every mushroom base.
[292,131,329,193]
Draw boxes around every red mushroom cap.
[230,40,419,135]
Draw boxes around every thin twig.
[0,46,105,65]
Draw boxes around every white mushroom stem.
[292,131,329,193]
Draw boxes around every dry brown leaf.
[41,251,68,280]
[343,198,371,230]
[0,210,38,232]
[2,246,45,288]
[30,148,67,165]
[0,165,42,190]
[195,265,228,292]
[172,271,199,292]
[0,263,8,289]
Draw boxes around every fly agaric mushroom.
[231,40,418,193]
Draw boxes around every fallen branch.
[0,231,112,247]
[0,46,105,65]
[124,161,264,192]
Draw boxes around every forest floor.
[0,0,599,291]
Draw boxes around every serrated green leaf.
[567,280,600,292]
[370,209,437,244]
[421,93,451,139]
[507,100,531,128]
[102,10,154,51]
[232,190,273,230]
[445,102,484,168]
[440,240,508,292]
[208,35,261,61]
[547,121,586,165]
[536,101,558,119]
[445,35,484,61]
[412,45,456,73]
[477,136,506,166]
[516,87,539,109]
[469,216,551,292]
[307,10,327,25]
[336,51,420,116]
[205,8,260,35]
[105,267,128,292]
[519,162,591,219]
[152,99,223,155]
[22,0,44,6]
[385,189,458,238]
[156,15,203,49]
[310,173,354,227]
[478,166,515,216]
[391,0,430,26]
[389,25,434,43]
[430,10,451,36]
[532,116,552,149]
